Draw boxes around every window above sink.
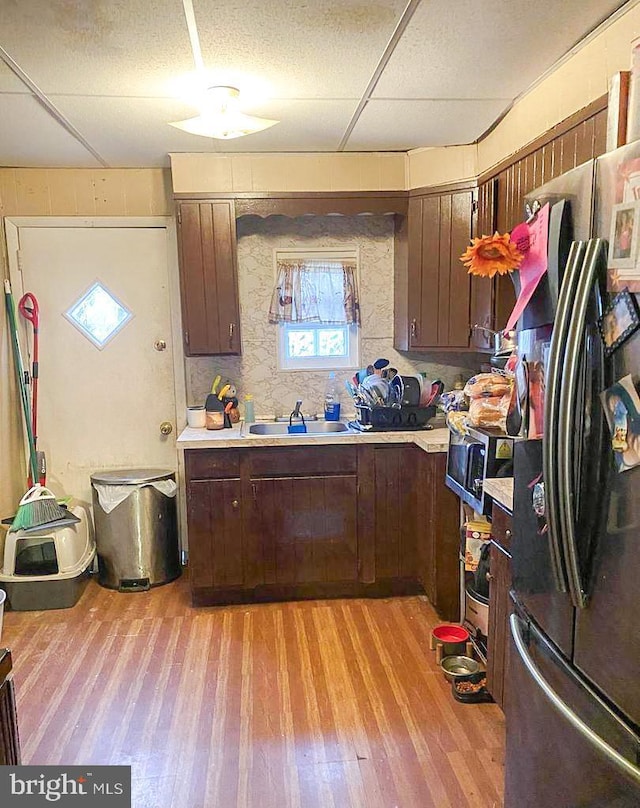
[279,322,358,371]
[270,247,360,371]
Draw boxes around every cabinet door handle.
[251,483,257,503]
[486,572,493,582]
[410,318,417,340]
[504,529,512,539]
[231,499,239,510]
[229,322,235,346]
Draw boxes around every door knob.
[154,339,167,351]
[160,421,173,436]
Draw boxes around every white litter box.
[0,505,95,610]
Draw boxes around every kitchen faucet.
[291,399,303,419]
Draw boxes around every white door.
[6,218,183,506]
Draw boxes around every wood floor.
[3,574,505,807]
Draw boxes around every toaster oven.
[445,426,514,514]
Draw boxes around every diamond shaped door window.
[64,282,133,349]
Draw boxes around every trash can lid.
[90,468,175,485]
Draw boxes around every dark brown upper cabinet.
[474,97,609,341]
[177,200,241,356]
[395,185,482,351]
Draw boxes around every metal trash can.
[90,468,181,591]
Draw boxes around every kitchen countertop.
[177,422,450,453]
[483,477,514,514]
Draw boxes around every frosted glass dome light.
[169,85,278,140]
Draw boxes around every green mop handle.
[4,279,39,483]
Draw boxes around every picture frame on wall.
[597,288,640,356]
[608,202,640,269]
[626,37,640,143]
[607,153,640,291]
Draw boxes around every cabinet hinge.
[177,207,182,225]
[184,330,190,346]
[472,199,478,213]
[16,249,24,274]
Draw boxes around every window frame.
[273,247,361,372]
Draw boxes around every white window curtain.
[268,259,360,324]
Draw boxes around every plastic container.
[432,624,470,656]
[324,372,341,421]
[243,394,255,424]
[187,406,206,428]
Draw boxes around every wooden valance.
[173,191,408,218]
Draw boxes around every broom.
[10,485,71,532]
[18,292,46,485]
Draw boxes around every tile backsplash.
[185,215,480,418]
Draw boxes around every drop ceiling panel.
[0,0,193,96]
[194,0,407,98]
[1,0,407,99]
[47,96,219,166]
[208,99,359,152]
[0,94,100,166]
[346,99,510,151]
[49,97,359,165]
[0,1,630,166]
[373,0,627,99]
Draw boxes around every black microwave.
[445,426,514,514]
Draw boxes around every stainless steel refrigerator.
[505,141,640,806]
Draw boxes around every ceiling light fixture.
[169,85,278,140]
[169,0,279,140]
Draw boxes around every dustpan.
[288,412,307,434]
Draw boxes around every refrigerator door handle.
[557,239,606,609]
[510,614,640,785]
[543,239,586,593]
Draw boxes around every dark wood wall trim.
[174,190,408,217]
[478,93,608,184]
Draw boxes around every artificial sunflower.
[460,232,523,278]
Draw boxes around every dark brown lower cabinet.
[187,478,244,593]
[248,475,358,586]
[371,446,419,581]
[0,650,21,765]
[421,452,461,621]
[486,539,513,710]
[185,444,459,612]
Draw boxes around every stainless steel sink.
[248,421,349,436]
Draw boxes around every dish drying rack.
[349,404,436,431]
[346,373,439,431]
